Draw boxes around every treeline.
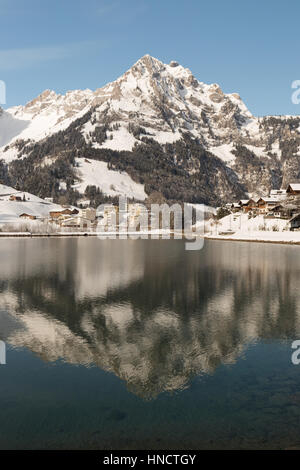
[77,135,246,205]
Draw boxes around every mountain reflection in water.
[0,238,299,399]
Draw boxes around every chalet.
[268,205,283,218]
[231,203,240,213]
[256,197,279,214]
[286,184,300,196]
[243,199,257,213]
[238,200,250,213]
[9,195,22,202]
[284,204,299,218]
[49,210,70,219]
[290,214,300,231]
[238,199,249,208]
[19,213,36,220]
[60,217,90,229]
[270,189,286,199]
[49,208,79,219]
[266,204,290,218]
[78,199,90,208]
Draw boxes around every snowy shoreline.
[1,231,300,246]
[0,230,178,239]
[205,233,300,245]
[202,212,300,246]
[0,232,97,238]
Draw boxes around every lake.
[0,238,300,449]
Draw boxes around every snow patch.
[209,143,236,164]
[73,158,147,200]
[101,126,137,151]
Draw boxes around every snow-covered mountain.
[1,55,300,205]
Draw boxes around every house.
[49,208,79,219]
[127,203,148,229]
[290,214,300,231]
[237,199,258,213]
[9,195,22,202]
[286,184,300,196]
[78,199,90,208]
[267,205,288,218]
[81,208,96,222]
[49,210,68,219]
[284,204,299,218]
[19,213,36,220]
[97,205,120,230]
[60,216,90,229]
[243,199,257,213]
[97,205,118,219]
[257,198,267,213]
[270,189,286,199]
[256,197,279,214]
[238,199,255,213]
[231,203,241,213]
[238,199,249,210]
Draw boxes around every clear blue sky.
[1,0,300,116]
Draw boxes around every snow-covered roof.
[238,199,249,205]
[287,183,300,191]
[270,189,286,195]
[257,197,279,203]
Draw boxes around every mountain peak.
[130,54,165,75]
[136,54,163,64]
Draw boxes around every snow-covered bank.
[205,213,300,245]
[208,213,290,233]
[205,232,300,245]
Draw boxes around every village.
[206,183,300,241]
[2,182,300,240]
[222,183,300,231]
[0,186,150,234]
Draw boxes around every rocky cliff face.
[0,55,299,205]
